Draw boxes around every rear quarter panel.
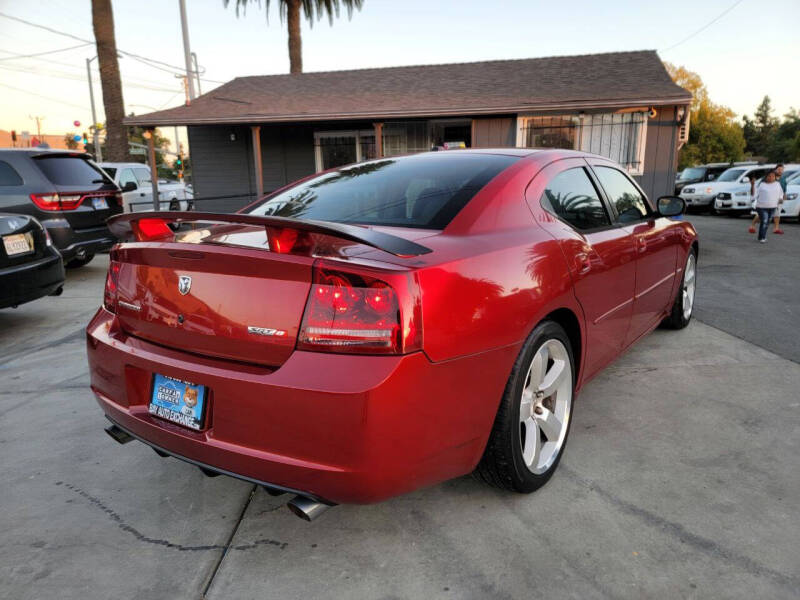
[416,155,582,365]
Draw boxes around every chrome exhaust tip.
[287,495,333,521]
[104,424,134,445]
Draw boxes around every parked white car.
[713,164,800,216]
[683,164,774,212]
[778,171,800,221]
[98,163,193,213]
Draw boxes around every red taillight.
[104,259,121,312]
[298,264,422,355]
[30,193,86,211]
[131,218,173,241]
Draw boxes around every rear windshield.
[247,153,519,229]
[33,156,112,186]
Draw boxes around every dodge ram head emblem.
[178,275,192,295]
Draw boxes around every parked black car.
[0,150,122,268]
[0,213,65,309]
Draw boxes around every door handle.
[575,252,591,274]
[637,238,647,253]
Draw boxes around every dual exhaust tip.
[104,424,332,521]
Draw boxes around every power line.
[0,11,192,75]
[0,42,92,61]
[661,0,746,52]
[0,47,197,90]
[0,63,181,93]
[0,81,88,111]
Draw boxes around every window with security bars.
[517,113,648,175]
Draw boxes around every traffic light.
[11,130,17,143]
[176,151,184,180]
[82,132,89,145]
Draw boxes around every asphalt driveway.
[1,216,798,599]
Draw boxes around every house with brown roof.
[126,50,691,212]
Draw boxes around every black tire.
[475,320,575,493]
[661,247,697,330]
[65,254,95,269]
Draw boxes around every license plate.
[92,197,109,210]
[149,374,207,430]
[3,233,33,256]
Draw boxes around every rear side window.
[0,161,23,186]
[119,169,137,188]
[593,166,650,223]
[33,156,110,186]
[540,167,610,230]
[248,153,519,229]
[102,167,117,179]
[133,168,152,186]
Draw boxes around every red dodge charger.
[87,149,697,520]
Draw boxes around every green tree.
[64,133,79,150]
[765,108,800,162]
[743,96,780,157]
[224,0,363,74]
[664,62,745,168]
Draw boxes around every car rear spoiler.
[106,211,433,257]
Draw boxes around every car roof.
[98,162,149,168]
[0,148,93,158]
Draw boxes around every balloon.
[73,120,81,127]
[73,135,82,142]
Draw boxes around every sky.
[0,0,797,152]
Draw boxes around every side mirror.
[657,195,685,217]
[121,181,137,192]
[707,174,715,181]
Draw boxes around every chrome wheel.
[519,339,572,475]
[682,252,696,320]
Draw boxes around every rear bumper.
[42,219,116,261]
[86,308,517,504]
[0,250,65,309]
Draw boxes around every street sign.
[130,147,146,155]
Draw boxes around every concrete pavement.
[688,214,800,363]
[1,221,799,599]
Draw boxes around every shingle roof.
[125,50,690,126]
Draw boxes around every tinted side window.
[0,161,23,186]
[594,166,649,223]
[540,167,610,230]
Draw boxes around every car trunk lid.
[114,242,314,367]
[108,212,432,367]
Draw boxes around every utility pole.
[86,56,103,162]
[191,52,202,95]
[29,115,44,140]
[178,0,196,101]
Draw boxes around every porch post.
[145,128,160,211]
[373,122,383,158]
[251,125,264,199]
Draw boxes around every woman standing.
[754,169,784,243]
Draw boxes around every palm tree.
[224,0,363,74]
[91,0,128,161]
